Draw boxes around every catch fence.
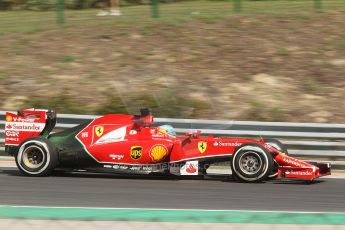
[0,0,344,34]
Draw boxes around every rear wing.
[4,109,56,155]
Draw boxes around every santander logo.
[186,164,197,173]
[5,122,44,132]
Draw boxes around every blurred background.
[0,0,344,122]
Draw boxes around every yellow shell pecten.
[150,145,167,161]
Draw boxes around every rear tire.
[231,143,273,183]
[15,137,58,176]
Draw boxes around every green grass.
[276,50,289,57]
[14,38,31,45]
[62,55,76,63]
[22,89,211,117]
[95,91,211,118]
[304,79,324,94]
[0,0,344,35]
[23,92,84,114]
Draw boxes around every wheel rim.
[22,146,45,169]
[239,151,262,175]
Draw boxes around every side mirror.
[194,130,201,138]
[184,131,201,138]
[185,132,193,137]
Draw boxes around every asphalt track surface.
[0,167,344,212]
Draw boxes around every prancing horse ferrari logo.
[95,126,104,137]
[198,141,207,154]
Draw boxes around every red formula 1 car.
[4,108,331,182]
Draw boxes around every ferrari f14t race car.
[4,108,331,182]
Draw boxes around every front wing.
[274,153,331,180]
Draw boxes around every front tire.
[264,139,288,179]
[231,143,274,183]
[15,137,58,176]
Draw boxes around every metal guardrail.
[1,111,345,161]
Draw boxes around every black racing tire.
[15,137,58,177]
[264,139,289,179]
[231,143,274,183]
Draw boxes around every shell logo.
[150,145,168,162]
[6,115,13,122]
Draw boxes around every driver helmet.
[158,125,176,137]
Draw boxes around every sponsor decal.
[5,131,19,137]
[129,130,137,135]
[213,141,241,147]
[104,164,155,172]
[130,146,143,160]
[6,115,12,122]
[198,141,207,153]
[5,122,44,131]
[113,165,129,170]
[152,133,165,138]
[109,154,124,161]
[121,165,153,171]
[5,137,19,142]
[186,164,197,173]
[13,117,36,123]
[282,158,304,167]
[94,126,104,137]
[285,170,313,176]
[129,166,141,171]
[81,132,88,138]
[181,161,199,175]
[149,145,168,162]
[142,166,154,171]
[150,129,155,134]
